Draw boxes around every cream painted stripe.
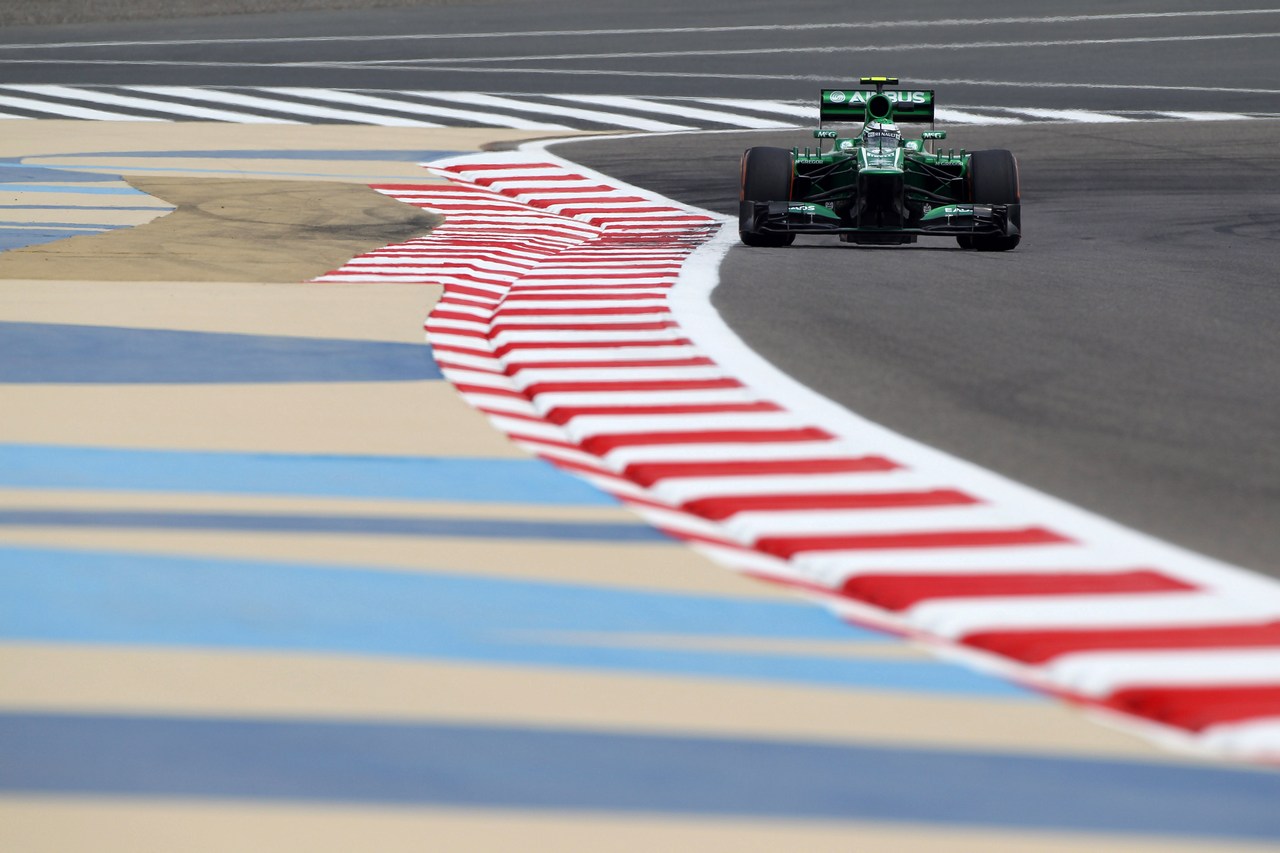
[4,799,1265,853]
[0,529,787,599]
[0,280,442,342]
[0,382,522,458]
[0,645,1177,760]
[0,488,639,523]
[0,192,169,207]
[0,208,162,226]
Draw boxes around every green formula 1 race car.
[739,77,1021,251]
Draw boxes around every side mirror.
[921,130,947,140]
[813,129,839,139]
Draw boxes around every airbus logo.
[847,91,930,104]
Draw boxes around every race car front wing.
[739,200,1021,240]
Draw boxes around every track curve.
[557,119,1280,576]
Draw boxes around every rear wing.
[819,89,936,124]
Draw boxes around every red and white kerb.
[316,150,1280,764]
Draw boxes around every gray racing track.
[559,121,1280,576]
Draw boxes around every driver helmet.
[863,121,902,149]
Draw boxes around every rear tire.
[739,146,796,247]
[967,149,1021,252]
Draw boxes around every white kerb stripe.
[1043,648,1280,697]
[261,88,577,130]
[406,90,692,132]
[600,440,859,468]
[528,389,762,409]
[121,85,447,127]
[0,90,161,121]
[1200,719,1280,757]
[1001,107,1134,123]
[722,505,1035,539]
[908,593,1280,638]
[935,108,1025,125]
[0,84,301,123]
[647,472,944,502]
[694,97,818,119]
[547,94,797,129]
[559,411,805,438]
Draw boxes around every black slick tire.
[739,146,796,247]
[965,149,1021,252]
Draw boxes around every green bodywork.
[739,77,1020,246]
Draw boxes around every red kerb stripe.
[839,569,1195,612]
[502,292,669,301]
[1102,685,1280,732]
[545,401,779,425]
[438,163,560,172]
[582,427,833,454]
[523,378,742,396]
[685,488,979,520]
[489,321,677,335]
[624,456,901,484]
[756,527,1072,558]
[962,620,1280,664]
[493,307,669,317]
[507,358,713,375]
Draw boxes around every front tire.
[967,149,1021,252]
[739,146,796,247]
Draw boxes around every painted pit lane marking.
[0,86,1263,128]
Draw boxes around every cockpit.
[863,125,902,150]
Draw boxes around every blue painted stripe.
[2,714,1277,838]
[0,160,123,183]
[0,184,143,194]
[0,322,443,383]
[0,509,666,542]
[0,546,1020,695]
[0,228,112,251]
[0,221,126,228]
[0,445,616,506]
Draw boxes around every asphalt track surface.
[560,121,1280,576]
[3,1,1280,115]
[5,3,1276,579]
